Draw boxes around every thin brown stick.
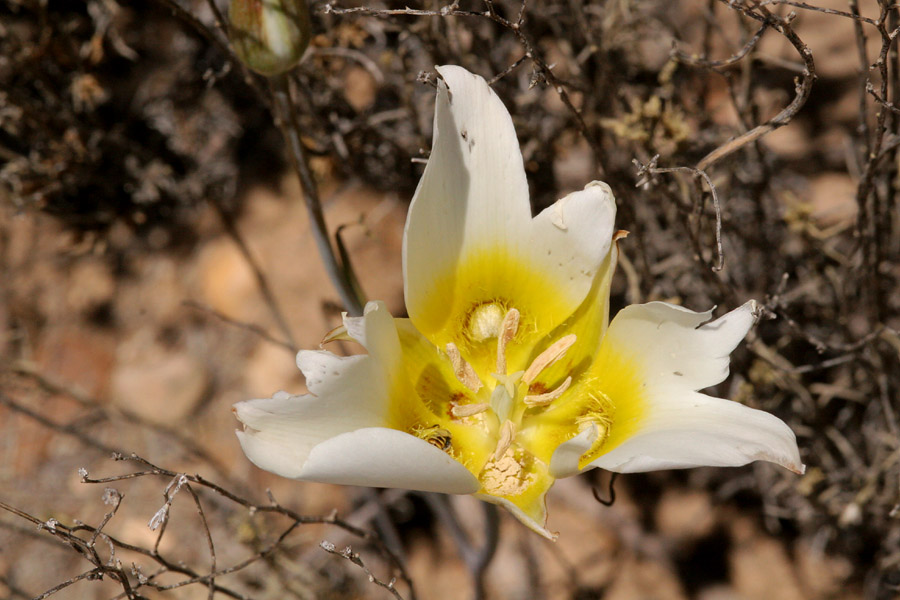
[182,299,296,352]
[81,452,418,598]
[321,541,406,600]
[634,156,725,271]
[3,450,415,600]
[8,363,241,485]
[850,0,872,156]
[696,3,816,170]
[759,0,878,25]
[184,485,216,599]
[0,393,120,455]
[270,75,365,316]
[672,22,768,70]
[325,0,606,175]
[487,54,528,85]
[32,569,104,600]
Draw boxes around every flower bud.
[228,0,311,76]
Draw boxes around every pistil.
[490,381,514,422]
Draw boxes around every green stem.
[269,75,364,316]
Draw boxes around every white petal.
[237,404,478,493]
[238,302,404,479]
[529,181,616,311]
[588,390,804,474]
[340,300,403,373]
[549,424,598,478]
[299,428,479,493]
[342,301,388,349]
[298,301,401,414]
[603,300,758,392]
[403,65,531,330]
[235,385,380,480]
[236,299,480,493]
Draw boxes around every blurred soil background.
[1,0,899,598]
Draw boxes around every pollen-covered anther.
[522,334,577,384]
[446,342,483,392]
[495,308,520,374]
[451,403,490,418]
[493,420,517,460]
[467,302,506,341]
[480,448,527,497]
[524,375,572,407]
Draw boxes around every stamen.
[495,308,520,374]
[320,324,351,346]
[446,342,483,393]
[522,334,577,384]
[524,376,572,407]
[493,420,517,460]
[451,403,490,417]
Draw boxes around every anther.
[493,420,517,460]
[320,324,351,346]
[468,303,505,341]
[451,403,490,418]
[495,308,520,374]
[522,334,577,384]
[524,376,572,407]
[446,342,483,393]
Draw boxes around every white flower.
[234,66,803,539]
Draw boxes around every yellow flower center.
[407,301,613,505]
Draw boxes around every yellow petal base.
[378,241,641,534]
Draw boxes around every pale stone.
[729,516,805,600]
[194,238,259,322]
[112,331,210,425]
[65,259,115,314]
[344,65,377,112]
[805,173,858,229]
[655,488,716,541]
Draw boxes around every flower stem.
[269,75,365,316]
[422,493,500,598]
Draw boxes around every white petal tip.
[747,299,763,322]
[759,447,804,475]
[584,180,614,197]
